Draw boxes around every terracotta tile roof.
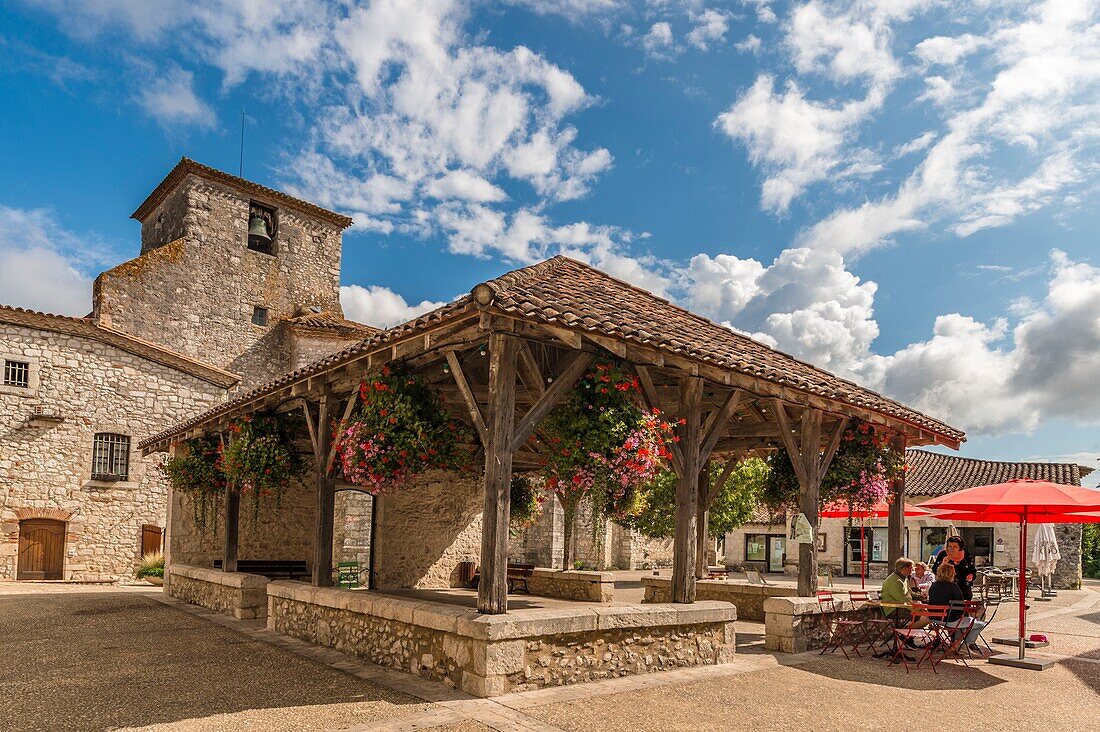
[904,448,1089,496]
[0,305,239,389]
[131,158,353,229]
[140,256,965,450]
[480,257,964,444]
[283,310,380,339]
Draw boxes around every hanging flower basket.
[336,366,473,494]
[161,435,226,536]
[221,413,305,515]
[763,420,905,513]
[539,361,676,564]
[509,475,545,536]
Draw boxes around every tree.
[1084,523,1100,580]
[619,457,770,539]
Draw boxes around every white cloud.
[0,206,113,316]
[785,0,900,85]
[894,131,937,158]
[642,22,676,56]
[339,285,445,329]
[913,33,988,66]
[734,35,762,54]
[716,75,883,212]
[880,250,1100,434]
[686,9,729,51]
[136,65,216,130]
[916,75,956,107]
[425,170,507,203]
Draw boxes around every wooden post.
[312,392,336,587]
[795,410,822,598]
[887,433,907,567]
[773,403,847,597]
[671,376,703,603]
[223,485,240,573]
[478,332,519,614]
[695,461,710,579]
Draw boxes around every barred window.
[92,433,131,480]
[3,360,29,388]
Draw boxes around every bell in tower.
[247,203,275,254]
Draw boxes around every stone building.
[0,158,375,581]
[723,449,1093,589]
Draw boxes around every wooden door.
[141,524,163,556]
[18,519,65,580]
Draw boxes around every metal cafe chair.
[891,604,949,673]
[817,591,855,660]
[853,589,896,655]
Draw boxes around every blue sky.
[1,0,1098,483]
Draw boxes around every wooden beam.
[326,395,359,476]
[312,392,336,587]
[708,454,742,507]
[301,401,320,464]
[478,332,520,614]
[635,365,684,472]
[517,344,546,399]
[222,486,240,574]
[888,432,907,566]
[509,352,593,454]
[695,461,710,579]
[699,389,743,461]
[817,417,849,486]
[446,351,489,445]
[795,409,822,597]
[671,375,703,604]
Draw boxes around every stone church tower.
[92,158,372,388]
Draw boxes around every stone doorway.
[17,519,65,580]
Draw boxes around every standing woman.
[931,535,977,600]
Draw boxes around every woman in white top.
[909,562,934,594]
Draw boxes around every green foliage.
[161,435,226,536]
[763,420,905,511]
[337,366,473,493]
[619,458,770,539]
[135,551,165,579]
[222,413,305,516]
[1084,523,1100,579]
[509,475,544,535]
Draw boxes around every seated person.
[909,562,934,595]
[880,558,917,625]
[928,563,988,653]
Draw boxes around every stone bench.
[641,576,797,621]
[167,563,270,620]
[267,581,736,697]
[526,568,615,602]
[764,596,879,653]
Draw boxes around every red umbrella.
[820,501,929,588]
[919,479,1100,670]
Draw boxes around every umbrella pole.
[1019,513,1028,661]
[861,522,866,590]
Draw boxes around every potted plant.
[135,551,164,586]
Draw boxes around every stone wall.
[333,489,373,582]
[266,582,736,697]
[373,470,483,590]
[167,563,269,619]
[643,577,798,621]
[94,173,345,389]
[726,512,1084,589]
[527,569,614,603]
[168,473,316,573]
[764,595,878,653]
[0,323,226,581]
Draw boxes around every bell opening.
[247,202,276,255]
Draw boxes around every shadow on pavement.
[794,656,1007,691]
[0,592,423,732]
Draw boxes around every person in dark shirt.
[931,535,977,600]
[928,563,987,651]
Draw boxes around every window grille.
[3,360,29,388]
[92,433,131,480]
[252,306,268,326]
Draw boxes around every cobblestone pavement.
[3,582,1097,732]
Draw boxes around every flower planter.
[144,576,164,586]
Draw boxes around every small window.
[252,307,268,326]
[745,534,767,562]
[247,202,277,255]
[3,360,29,388]
[92,433,131,481]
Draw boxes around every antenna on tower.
[239,109,246,177]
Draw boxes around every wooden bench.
[469,563,535,594]
[212,559,309,580]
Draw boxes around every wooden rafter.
[446,350,489,445]
[509,352,594,454]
